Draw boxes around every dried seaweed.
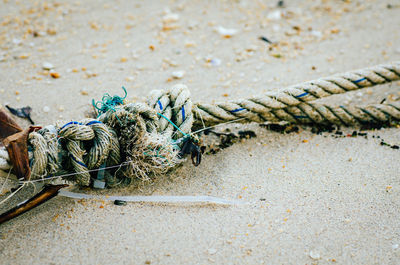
[5,105,34,124]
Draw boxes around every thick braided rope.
[194,62,400,126]
[262,102,400,126]
[98,101,186,181]
[147,84,193,139]
[0,64,399,185]
[0,86,193,184]
[57,119,119,185]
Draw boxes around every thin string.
[19,162,131,184]
[0,182,26,206]
[191,117,246,134]
[157,113,189,137]
[195,106,206,131]
[59,190,244,205]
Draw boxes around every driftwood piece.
[0,184,68,225]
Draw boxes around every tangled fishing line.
[0,61,399,192]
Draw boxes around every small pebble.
[267,10,282,20]
[311,30,322,38]
[172,70,185,79]
[19,53,30,59]
[277,0,285,7]
[50,72,60,79]
[42,62,54,70]
[114,200,127,206]
[216,26,238,38]
[162,13,179,23]
[43,106,50,113]
[210,58,221,66]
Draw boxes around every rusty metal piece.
[0,184,68,225]
[3,126,41,180]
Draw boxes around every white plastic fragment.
[58,190,242,205]
[43,106,50,113]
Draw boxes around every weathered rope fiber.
[256,102,400,126]
[194,62,400,127]
[0,62,399,187]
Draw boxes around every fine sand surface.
[0,0,399,264]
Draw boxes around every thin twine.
[195,106,206,131]
[157,112,189,137]
[92,86,127,117]
[191,117,246,134]
[19,162,131,184]
[0,182,26,206]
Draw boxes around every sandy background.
[0,0,400,264]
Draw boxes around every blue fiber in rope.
[157,100,163,110]
[295,92,309,98]
[294,115,308,119]
[157,113,188,137]
[86,120,102,126]
[354,77,366,83]
[60,121,83,130]
[230,108,245,113]
[181,106,185,121]
[69,154,88,168]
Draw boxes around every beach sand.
[0,0,399,264]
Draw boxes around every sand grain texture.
[0,0,400,264]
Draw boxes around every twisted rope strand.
[0,62,399,187]
[194,62,400,126]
